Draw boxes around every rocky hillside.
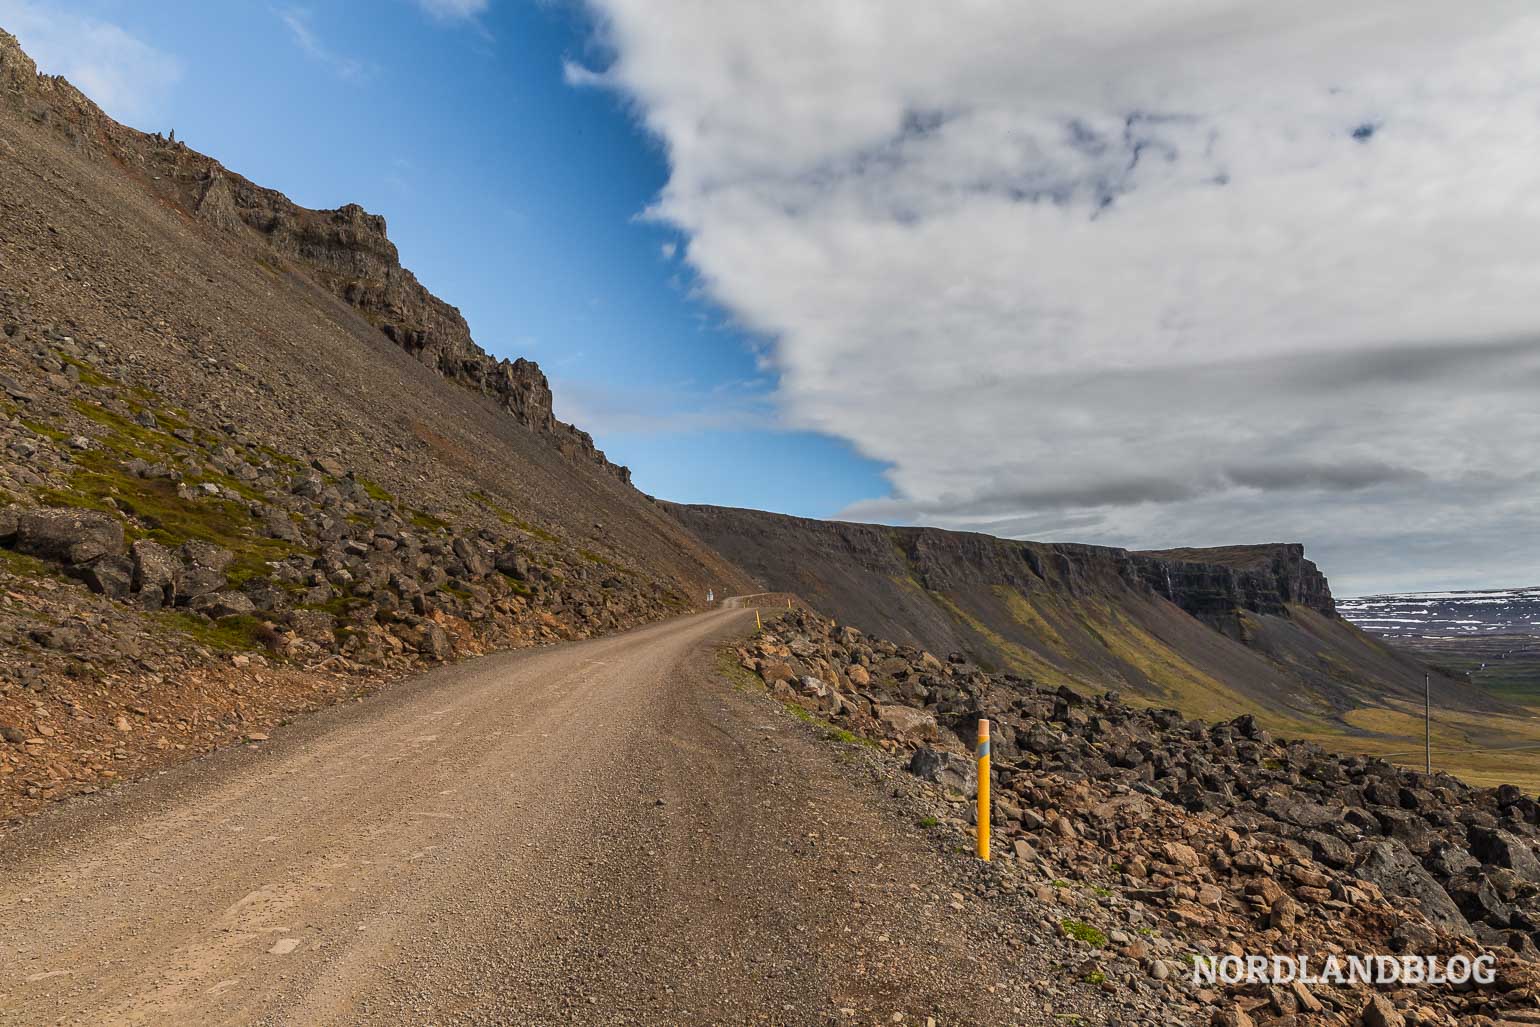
[0,28,753,821]
[666,504,1531,747]
[0,30,624,480]
[738,609,1540,1024]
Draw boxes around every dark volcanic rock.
[13,507,125,565]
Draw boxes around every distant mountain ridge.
[662,502,1517,736]
[1341,586,1540,637]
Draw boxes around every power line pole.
[1424,673,1431,776]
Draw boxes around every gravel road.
[0,608,1078,1026]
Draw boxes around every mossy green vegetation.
[1060,919,1107,947]
[156,611,271,651]
[23,401,306,588]
[21,419,70,443]
[498,571,532,596]
[410,510,450,532]
[56,354,115,388]
[0,546,61,579]
[470,492,562,544]
[356,476,393,503]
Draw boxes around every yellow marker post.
[755,609,762,631]
[787,597,792,610]
[976,718,991,861]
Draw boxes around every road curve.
[0,607,1044,1026]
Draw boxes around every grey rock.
[176,540,234,600]
[1486,830,1540,884]
[0,503,19,544]
[14,507,125,564]
[451,536,491,578]
[188,591,257,619]
[495,547,530,580]
[263,508,302,543]
[77,554,134,598]
[1356,839,1471,936]
[907,746,976,795]
[130,539,179,602]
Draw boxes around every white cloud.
[576,0,1540,592]
[0,0,181,124]
[415,0,489,22]
[276,7,368,81]
[660,241,677,260]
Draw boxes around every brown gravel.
[0,608,1105,1026]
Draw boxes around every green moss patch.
[156,611,273,652]
[37,448,303,587]
[356,476,394,503]
[410,510,450,532]
[57,354,116,388]
[1060,920,1107,947]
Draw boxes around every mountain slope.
[0,28,751,819]
[662,503,1533,745]
[0,28,748,595]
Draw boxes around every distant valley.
[1340,586,1540,711]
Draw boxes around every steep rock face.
[0,29,625,484]
[662,503,1496,728]
[1133,543,1336,624]
[663,501,1332,631]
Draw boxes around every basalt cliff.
[664,504,1521,741]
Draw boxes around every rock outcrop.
[0,28,628,484]
[1134,543,1337,624]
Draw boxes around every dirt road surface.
[0,608,1081,1026]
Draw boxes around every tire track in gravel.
[0,607,1085,1026]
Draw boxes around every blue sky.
[1,0,890,516]
[7,1,1540,594]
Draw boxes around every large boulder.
[410,622,453,661]
[0,503,19,545]
[76,554,134,598]
[1355,839,1471,936]
[907,747,976,795]
[451,537,491,579]
[793,675,843,714]
[14,507,125,565]
[176,541,234,601]
[494,547,530,580]
[1262,794,1340,831]
[262,507,302,543]
[130,539,180,604]
[874,703,939,743]
[1479,829,1540,885]
[188,591,257,619]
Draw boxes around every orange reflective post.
[976,718,991,861]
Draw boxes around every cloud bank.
[573,1,1540,594]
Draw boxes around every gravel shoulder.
[0,608,1094,1027]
